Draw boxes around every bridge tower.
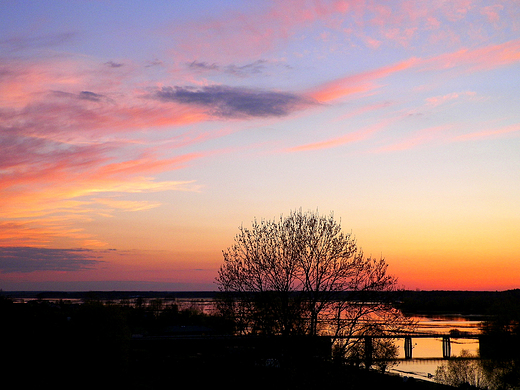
[442,336,451,359]
[404,336,413,359]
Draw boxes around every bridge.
[338,332,481,367]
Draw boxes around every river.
[388,314,483,381]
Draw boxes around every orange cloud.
[0,57,87,108]
[0,216,96,247]
[0,141,205,248]
[92,198,162,212]
[1,151,203,215]
[2,50,308,249]
[0,55,223,249]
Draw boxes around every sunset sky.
[1,0,519,291]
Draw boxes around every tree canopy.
[216,209,411,360]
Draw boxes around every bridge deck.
[337,333,480,339]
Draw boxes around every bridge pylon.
[404,336,413,359]
[442,336,451,359]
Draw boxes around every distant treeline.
[394,289,520,316]
[2,289,519,316]
[0,289,219,301]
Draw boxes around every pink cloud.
[426,16,441,29]
[0,148,203,247]
[363,35,382,49]
[301,38,520,108]
[306,57,419,103]
[0,46,320,247]
[453,123,520,142]
[1,95,208,247]
[437,0,474,22]
[422,38,520,72]
[332,101,393,122]
[166,0,520,65]
[89,152,204,183]
[287,131,368,153]
[167,0,427,62]
[287,116,398,152]
[384,27,418,47]
[425,91,477,107]
[372,124,452,153]
[369,121,520,155]
[480,4,504,23]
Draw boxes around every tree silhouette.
[216,209,411,362]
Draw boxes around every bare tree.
[216,209,412,356]
[435,350,490,389]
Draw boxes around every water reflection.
[389,315,482,381]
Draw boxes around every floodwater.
[389,315,482,381]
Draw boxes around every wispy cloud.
[152,85,317,118]
[169,0,519,65]
[0,247,101,273]
[280,36,520,154]
[287,116,398,153]
[105,61,124,68]
[1,50,315,247]
[93,198,162,212]
[306,58,419,103]
[425,91,477,107]
[372,124,452,153]
[1,144,203,218]
[0,102,205,247]
[188,59,268,77]
[453,123,520,142]
[306,38,520,105]
[422,38,520,72]
[2,5,520,253]
[480,4,504,24]
[0,31,76,53]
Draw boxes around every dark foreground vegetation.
[1,290,519,390]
